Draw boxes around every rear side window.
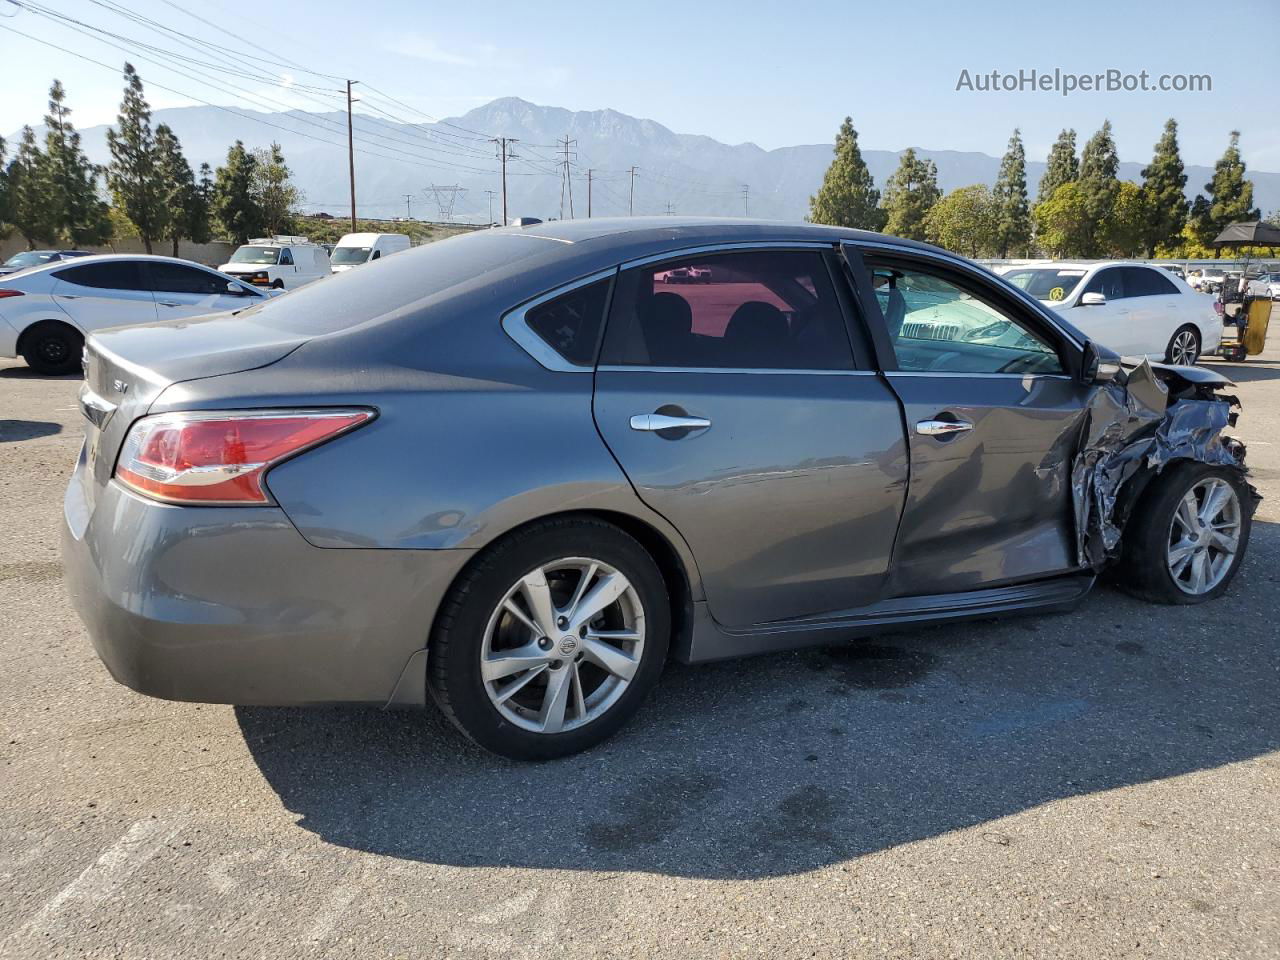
[599,250,853,370]
[524,278,611,366]
[146,262,228,295]
[1123,266,1179,297]
[56,261,147,291]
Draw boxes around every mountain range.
[17,96,1280,225]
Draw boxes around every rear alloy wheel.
[1165,326,1200,366]
[21,320,83,375]
[428,518,669,760]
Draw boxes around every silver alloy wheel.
[480,557,645,734]
[1170,329,1199,365]
[1167,477,1241,595]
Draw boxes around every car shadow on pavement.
[238,521,1280,880]
[0,367,80,381]
[0,419,62,442]
[1203,358,1280,384]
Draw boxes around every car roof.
[4,252,220,279]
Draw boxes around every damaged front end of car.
[1071,356,1257,569]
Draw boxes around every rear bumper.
[61,452,473,707]
[0,315,19,358]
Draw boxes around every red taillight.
[0,289,24,298]
[115,410,373,505]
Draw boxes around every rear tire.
[1111,462,1252,605]
[1164,325,1200,365]
[20,320,83,375]
[428,517,670,760]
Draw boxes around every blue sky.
[1,0,1276,170]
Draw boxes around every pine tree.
[188,162,213,245]
[808,117,886,230]
[993,129,1031,257]
[213,140,264,244]
[0,136,9,237]
[1037,129,1079,202]
[7,126,56,248]
[251,142,301,236]
[43,80,110,247]
[1076,120,1121,257]
[106,63,167,253]
[1189,131,1260,250]
[881,148,939,241]
[1139,119,1189,257]
[154,124,197,257]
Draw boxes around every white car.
[0,254,271,374]
[1000,261,1221,365]
[1186,267,1226,293]
[329,232,411,273]
[1255,272,1280,299]
[219,236,332,290]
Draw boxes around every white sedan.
[1000,261,1221,365]
[0,254,272,374]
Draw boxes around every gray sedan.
[62,219,1255,760]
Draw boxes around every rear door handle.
[158,300,180,307]
[630,414,712,433]
[915,418,973,437]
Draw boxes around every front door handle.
[915,418,974,437]
[630,413,712,433]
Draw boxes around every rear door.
[849,245,1091,596]
[145,261,263,319]
[592,245,908,628]
[51,260,158,332]
[1121,265,1183,358]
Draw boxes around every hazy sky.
[1,0,1276,171]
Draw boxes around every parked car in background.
[219,236,331,290]
[0,254,271,373]
[62,221,1253,761]
[329,233,411,273]
[1000,261,1220,364]
[1256,271,1280,299]
[1159,264,1186,281]
[0,249,92,276]
[1186,267,1226,293]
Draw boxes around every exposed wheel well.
[433,509,696,663]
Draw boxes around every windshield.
[1002,268,1087,302]
[331,246,372,265]
[229,246,281,265]
[3,251,57,268]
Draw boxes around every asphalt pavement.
[1,315,1277,959]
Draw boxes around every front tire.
[21,320,83,375]
[1112,462,1252,604]
[1165,325,1200,365]
[428,517,670,760]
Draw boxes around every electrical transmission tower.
[558,135,578,219]
[428,184,467,221]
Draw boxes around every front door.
[592,246,908,628]
[857,249,1092,596]
[144,261,261,319]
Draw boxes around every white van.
[219,236,332,290]
[329,233,411,273]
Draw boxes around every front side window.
[871,262,1062,375]
[146,262,230,295]
[600,250,853,370]
[279,249,295,266]
[523,277,612,366]
[55,261,147,291]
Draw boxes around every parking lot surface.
[1,319,1278,959]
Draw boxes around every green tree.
[1076,120,1120,257]
[153,124,197,257]
[7,126,56,248]
[924,184,999,258]
[106,63,167,253]
[251,142,302,236]
[212,140,263,243]
[881,148,939,241]
[188,162,213,245]
[808,117,886,230]
[1037,129,1079,202]
[1033,181,1092,258]
[0,136,9,239]
[1139,119,1188,257]
[43,80,111,247]
[993,128,1031,257]
[1188,131,1259,251]
[1100,181,1150,257]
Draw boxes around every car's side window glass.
[1123,266,1178,297]
[523,277,612,367]
[279,249,294,266]
[599,250,853,370]
[55,261,147,291]
[1084,267,1125,300]
[869,261,1063,375]
[146,263,227,295]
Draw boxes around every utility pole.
[346,79,359,232]
[586,169,592,218]
[741,183,750,216]
[403,194,413,220]
[558,135,577,219]
[628,166,638,216]
[489,137,518,226]
[484,190,497,226]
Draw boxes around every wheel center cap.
[558,636,578,656]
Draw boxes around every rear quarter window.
[523,278,612,366]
